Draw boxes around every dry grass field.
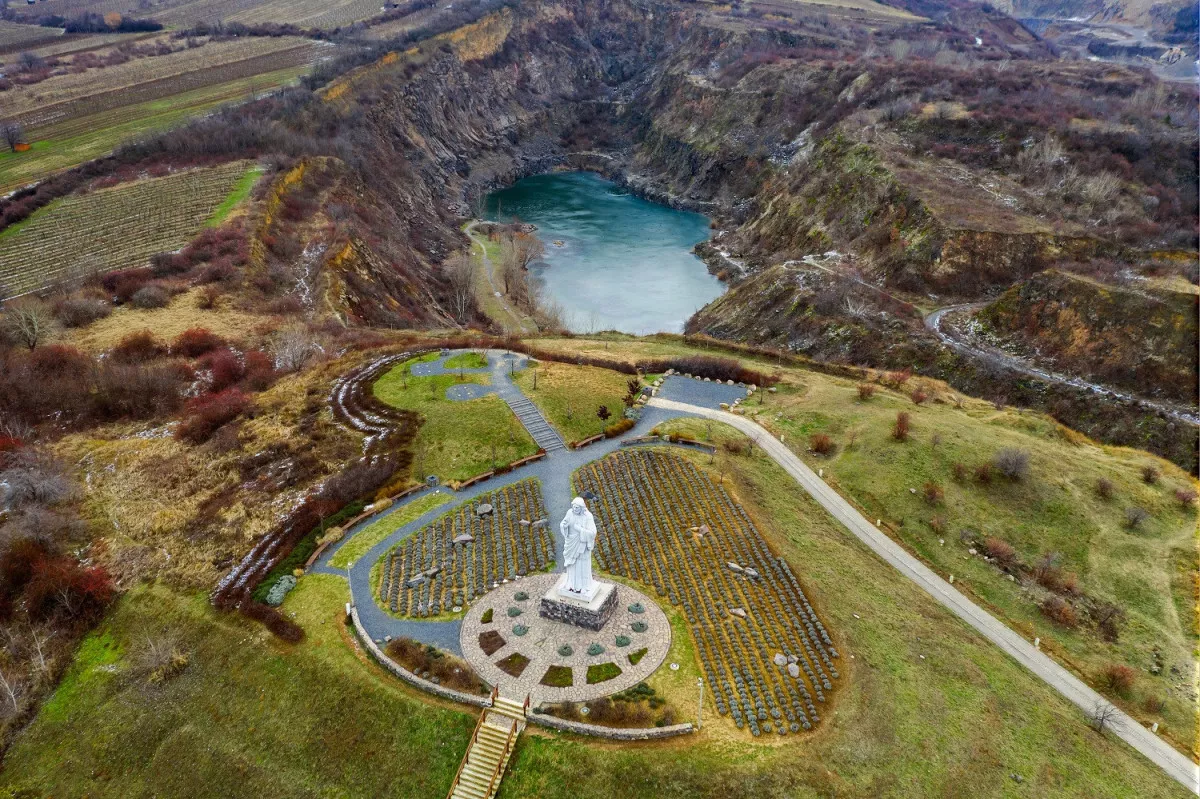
[155,0,384,28]
[0,161,256,296]
[0,20,65,53]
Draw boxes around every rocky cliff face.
[978,269,1199,404]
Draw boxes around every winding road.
[649,396,1200,795]
[925,304,1200,426]
[318,349,1197,794]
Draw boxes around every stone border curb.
[526,712,695,740]
[349,605,491,708]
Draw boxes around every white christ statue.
[559,497,596,597]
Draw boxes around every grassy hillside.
[4,447,1189,797]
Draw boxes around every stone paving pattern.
[459,573,671,704]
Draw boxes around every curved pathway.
[316,353,1195,793]
[313,350,687,654]
[648,395,1200,795]
[464,221,537,334]
[926,304,1199,426]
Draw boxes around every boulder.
[773,653,787,666]
[729,607,747,619]
[453,534,475,544]
[787,663,800,678]
[743,567,760,579]
[726,562,744,573]
[476,503,494,516]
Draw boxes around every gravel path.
[648,396,1200,795]
[314,348,683,655]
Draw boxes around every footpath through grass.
[206,165,265,226]
[373,356,537,482]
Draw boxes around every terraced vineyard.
[5,37,321,132]
[578,449,841,737]
[155,0,383,28]
[0,161,255,296]
[377,480,555,617]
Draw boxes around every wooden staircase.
[447,690,528,799]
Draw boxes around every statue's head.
[571,497,587,514]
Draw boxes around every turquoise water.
[483,172,721,334]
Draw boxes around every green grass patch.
[511,360,633,442]
[328,492,452,570]
[373,356,537,482]
[444,351,488,369]
[252,499,366,603]
[586,662,622,685]
[1,579,473,797]
[205,165,264,226]
[496,652,530,678]
[539,665,573,688]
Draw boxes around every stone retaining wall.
[348,605,491,708]
[527,712,695,740]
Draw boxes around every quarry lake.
[483,171,722,334]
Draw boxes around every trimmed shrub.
[628,647,648,666]
[587,642,605,656]
[892,412,910,442]
[481,608,493,624]
[857,383,875,400]
[1141,465,1159,485]
[631,621,647,633]
[993,448,1030,481]
[557,644,574,657]
[810,433,835,455]
[507,606,522,617]
[615,635,631,647]
[604,417,635,438]
[175,388,250,444]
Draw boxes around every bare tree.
[1,121,22,153]
[1089,700,1120,735]
[445,253,476,323]
[0,666,23,716]
[272,326,318,372]
[3,298,55,350]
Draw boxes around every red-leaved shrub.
[172,327,227,358]
[110,330,167,363]
[203,348,245,392]
[176,388,250,444]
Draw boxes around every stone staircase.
[447,692,528,799]
[503,395,566,452]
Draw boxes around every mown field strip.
[0,161,254,296]
[0,64,308,194]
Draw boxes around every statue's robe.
[561,508,597,594]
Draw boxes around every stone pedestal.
[538,574,618,631]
